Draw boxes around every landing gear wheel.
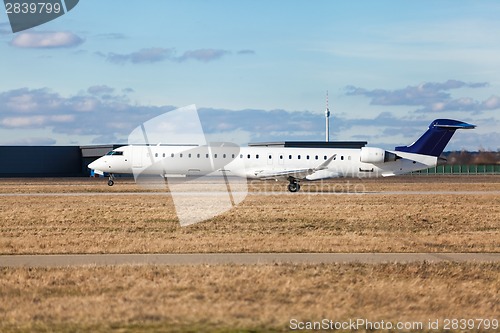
[107,174,115,186]
[287,181,300,193]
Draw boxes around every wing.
[253,168,315,180]
[252,154,337,180]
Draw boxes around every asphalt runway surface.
[0,191,499,197]
[1,253,499,267]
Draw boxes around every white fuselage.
[89,144,438,180]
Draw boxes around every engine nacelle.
[360,147,399,163]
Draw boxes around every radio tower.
[325,90,330,142]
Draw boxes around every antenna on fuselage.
[325,90,330,142]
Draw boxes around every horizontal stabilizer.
[395,119,475,157]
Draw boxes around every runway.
[0,190,499,197]
[1,253,499,267]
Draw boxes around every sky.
[0,0,499,151]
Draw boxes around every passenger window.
[315,155,318,160]
[188,153,191,158]
[223,154,226,158]
[268,155,272,159]
[324,156,327,160]
[298,155,301,159]
[155,153,158,157]
[306,155,310,160]
[180,154,183,158]
[341,156,344,160]
[247,154,251,159]
[232,154,235,158]
[280,155,283,159]
[214,154,217,158]
[197,154,200,158]
[289,155,292,159]
[163,153,165,158]
[348,156,351,160]
[256,154,259,159]
[240,154,243,158]
[171,153,174,158]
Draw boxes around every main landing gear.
[107,174,115,186]
[287,177,301,193]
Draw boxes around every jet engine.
[360,147,399,163]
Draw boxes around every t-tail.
[395,119,476,157]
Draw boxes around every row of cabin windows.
[153,152,351,161]
[154,153,237,159]
[238,154,350,161]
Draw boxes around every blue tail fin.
[395,119,475,157]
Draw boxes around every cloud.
[482,95,500,110]
[2,137,57,146]
[177,49,230,62]
[0,87,330,142]
[1,114,74,127]
[102,47,231,64]
[10,31,84,48]
[1,88,63,112]
[106,47,175,64]
[0,86,494,150]
[237,49,256,55]
[96,33,127,40]
[87,85,115,96]
[346,80,498,114]
[0,87,171,137]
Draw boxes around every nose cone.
[88,158,105,175]
[88,159,102,170]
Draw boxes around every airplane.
[88,119,475,192]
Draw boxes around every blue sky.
[0,0,499,150]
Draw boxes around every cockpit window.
[106,151,124,156]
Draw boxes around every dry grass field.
[0,176,498,254]
[1,262,499,332]
[0,176,499,332]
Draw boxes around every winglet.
[395,119,475,157]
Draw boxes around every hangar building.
[0,145,122,177]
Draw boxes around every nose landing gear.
[107,174,115,186]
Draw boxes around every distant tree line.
[443,150,500,165]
